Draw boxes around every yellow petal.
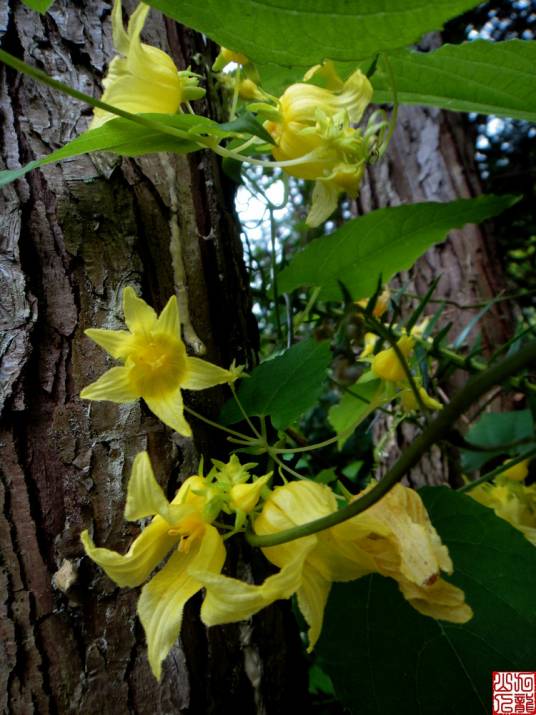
[306,180,340,227]
[80,366,138,402]
[500,459,529,482]
[81,518,177,588]
[125,0,150,45]
[123,286,157,333]
[230,474,271,514]
[181,357,234,391]
[398,575,473,624]
[144,386,192,437]
[111,0,130,55]
[138,524,225,680]
[155,295,181,338]
[296,564,331,651]
[125,451,170,522]
[85,328,132,359]
[197,538,313,627]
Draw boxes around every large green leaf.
[220,338,331,429]
[146,0,481,66]
[257,40,536,123]
[461,409,535,472]
[278,195,519,300]
[0,113,231,187]
[372,40,536,122]
[318,487,536,715]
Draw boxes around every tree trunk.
[0,2,306,713]
[360,104,515,487]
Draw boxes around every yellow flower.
[213,46,250,71]
[469,475,536,545]
[400,386,442,412]
[360,332,378,359]
[356,287,391,318]
[499,458,530,482]
[81,452,226,679]
[264,63,375,227]
[193,481,471,649]
[371,335,414,382]
[91,0,204,128]
[229,475,271,514]
[81,286,237,437]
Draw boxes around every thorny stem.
[247,340,536,547]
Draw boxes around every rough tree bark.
[0,2,307,713]
[360,103,515,487]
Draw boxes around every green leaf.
[461,409,535,472]
[145,0,481,66]
[220,339,331,429]
[278,195,519,301]
[328,375,385,448]
[21,0,53,11]
[220,112,275,144]
[318,487,536,715]
[0,113,232,187]
[371,40,536,122]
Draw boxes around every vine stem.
[457,447,536,493]
[183,405,253,440]
[246,340,536,547]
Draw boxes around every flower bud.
[371,335,414,383]
[400,387,442,412]
[230,474,271,513]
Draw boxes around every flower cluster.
[262,62,381,226]
[195,480,472,651]
[80,288,471,679]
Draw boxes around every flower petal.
[80,366,138,403]
[155,295,181,338]
[306,180,339,227]
[181,357,234,391]
[81,518,177,588]
[123,286,157,333]
[111,0,130,55]
[398,576,473,624]
[144,386,192,437]
[85,328,132,359]
[197,538,314,627]
[296,564,331,651]
[125,451,170,522]
[138,524,225,680]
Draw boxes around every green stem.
[458,447,536,493]
[183,405,253,440]
[270,208,282,341]
[247,340,536,547]
[0,49,194,143]
[229,384,263,440]
[378,54,398,158]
